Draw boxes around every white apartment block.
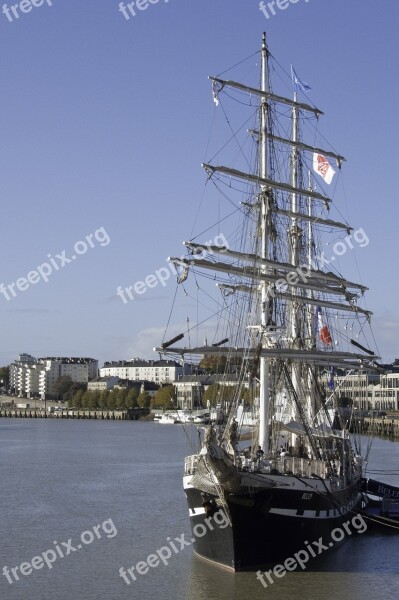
[100,359,189,385]
[9,355,98,399]
[332,369,399,411]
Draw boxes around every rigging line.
[210,178,252,215]
[306,114,344,164]
[208,99,258,165]
[190,206,243,242]
[356,319,380,361]
[184,290,250,352]
[223,90,263,108]
[334,178,380,358]
[216,49,260,78]
[179,421,197,453]
[161,284,179,345]
[189,276,227,317]
[182,298,250,340]
[209,176,271,208]
[267,52,320,115]
[189,107,220,240]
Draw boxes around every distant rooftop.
[102,359,182,368]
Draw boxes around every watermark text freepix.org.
[256,513,367,588]
[2,0,54,23]
[265,227,369,300]
[116,233,228,304]
[119,509,230,584]
[2,518,117,585]
[118,0,169,21]
[0,226,110,302]
[259,0,311,20]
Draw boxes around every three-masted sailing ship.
[156,34,380,570]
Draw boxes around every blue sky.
[0,0,398,368]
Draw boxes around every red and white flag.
[313,153,336,185]
[317,308,332,346]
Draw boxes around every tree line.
[65,382,175,411]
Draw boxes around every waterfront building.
[332,361,399,410]
[174,374,246,410]
[100,359,190,385]
[87,376,120,391]
[9,355,98,399]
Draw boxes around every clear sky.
[0,0,398,368]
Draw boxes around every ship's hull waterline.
[184,474,363,571]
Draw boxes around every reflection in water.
[185,553,399,600]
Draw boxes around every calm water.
[0,420,398,600]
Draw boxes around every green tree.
[199,356,228,374]
[88,391,100,410]
[221,385,238,403]
[137,392,151,408]
[64,382,86,404]
[116,388,128,410]
[99,389,110,410]
[152,385,175,409]
[240,385,255,406]
[202,384,238,406]
[71,389,84,409]
[203,383,222,406]
[53,376,74,399]
[107,392,118,410]
[0,366,10,389]
[81,390,93,410]
[125,387,139,409]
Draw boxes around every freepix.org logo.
[259,0,311,20]
[0,227,110,303]
[256,513,368,588]
[119,509,230,584]
[2,0,55,23]
[3,518,117,585]
[116,233,228,304]
[265,227,369,301]
[118,0,169,21]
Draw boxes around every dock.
[0,408,150,420]
[355,417,399,440]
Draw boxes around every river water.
[0,420,397,600]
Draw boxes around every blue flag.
[328,367,335,390]
[291,66,311,93]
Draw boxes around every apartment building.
[100,359,189,385]
[9,355,98,399]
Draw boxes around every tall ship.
[156,34,381,570]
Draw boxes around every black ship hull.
[184,476,363,571]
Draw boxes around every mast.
[307,170,315,348]
[306,171,317,425]
[289,89,301,410]
[259,32,270,454]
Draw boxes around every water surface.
[0,420,397,600]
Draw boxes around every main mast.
[259,33,270,454]
[289,88,301,412]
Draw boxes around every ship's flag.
[328,367,335,390]
[291,66,311,93]
[316,306,333,346]
[212,81,219,106]
[313,153,336,185]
